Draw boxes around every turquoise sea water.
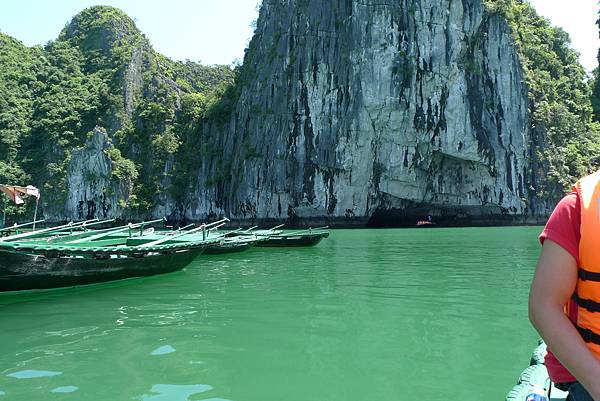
[0,227,541,400]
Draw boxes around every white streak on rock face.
[189,0,528,223]
[123,46,144,122]
[61,127,129,221]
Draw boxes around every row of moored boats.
[0,217,330,293]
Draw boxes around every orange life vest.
[574,170,600,359]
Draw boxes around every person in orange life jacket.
[530,171,600,401]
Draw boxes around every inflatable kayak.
[505,341,568,401]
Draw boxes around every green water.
[0,227,541,400]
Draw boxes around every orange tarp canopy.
[0,185,40,205]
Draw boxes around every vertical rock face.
[191,0,529,225]
[60,127,128,221]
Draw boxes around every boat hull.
[255,233,328,247]
[204,242,254,255]
[0,247,204,292]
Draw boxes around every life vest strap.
[577,326,600,346]
[572,293,600,313]
[578,267,600,282]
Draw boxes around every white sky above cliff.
[0,0,261,66]
[527,0,599,73]
[0,0,597,71]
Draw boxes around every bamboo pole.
[0,220,96,242]
[32,197,39,231]
[139,218,229,247]
[0,219,46,233]
[66,218,166,244]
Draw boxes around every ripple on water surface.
[139,384,213,401]
[7,370,62,379]
[51,385,78,393]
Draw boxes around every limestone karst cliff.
[183,0,530,225]
[1,2,596,225]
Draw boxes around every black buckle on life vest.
[579,268,600,282]
[577,326,600,345]
[572,293,600,313]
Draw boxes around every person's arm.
[529,239,600,399]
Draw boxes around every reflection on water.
[0,228,541,401]
[139,384,212,401]
[151,345,176,355]
[51,385,78,393]
[7,370,62,379]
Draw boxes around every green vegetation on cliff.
[590,13,600,123]
[486,0,600,204]
[0,6,235,220]
[0,33,45,218]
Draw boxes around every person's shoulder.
[554,191,579,213]
[540,191,581,260]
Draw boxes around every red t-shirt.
[538,191,580,383]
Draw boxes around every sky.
[0,0,261,66]
[528,0,599,72]
[0,1,598,71]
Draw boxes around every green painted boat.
[0,218,226,293]
[204,236,260,255]
[224,226,330,247]
[254,230,329,247]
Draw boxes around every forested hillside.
[0,6,235,221]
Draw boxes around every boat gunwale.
[0,237,221,258]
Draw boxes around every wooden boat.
[255,231,329,247]
[236,226,330,247]
[153,224,262,255]
[0,218,226,293]
[203,236,260,255]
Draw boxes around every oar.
[194,218,231,237]
[207,223,236,239]
[43,218,123,242]
[203,218,230,229]
[0,219,46,233]
[139,218,229,247]
[285,226,330,236]
[253,224,285,237]
[0,219,98,242]
[208,222,228,232]
[178,223,195,231]
[48,218,115,234]
[139,226,206,247]
[66,218,166,244]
